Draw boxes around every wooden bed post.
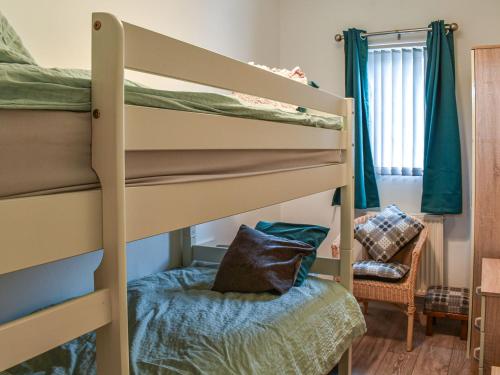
[91,13,129,375]
[338,98,355,375]
[169,227,193,267]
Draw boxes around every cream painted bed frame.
[0,13,355,375]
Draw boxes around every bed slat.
[192,244,227,263]
[0,289,111,371]
[122,22,346,116]
[192,244,341,276]
[0,190,102,276]
[310,256,341,276]
[125,105,346,151]
[126,164,347,239]
[0,165,346,274]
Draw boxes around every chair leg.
[363,300,369,314]
[406,304,416,352]
[425,314,433,336]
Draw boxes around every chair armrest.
[354,215,373,226]
[407,226,429,287]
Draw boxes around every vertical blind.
[368,46,427,176]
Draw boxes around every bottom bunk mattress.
[3,264,366,375]
[0,110,344,199]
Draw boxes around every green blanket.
[0,63,342,130]
[3,265,365,375]
[0,11,342,130]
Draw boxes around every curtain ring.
[360,34,367,40]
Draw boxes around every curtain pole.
[334,23,458,42]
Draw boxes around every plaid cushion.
[424,285,470,315]
[353,260,410,281]
[354,204,424,262]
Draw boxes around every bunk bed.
[0,13,361,375]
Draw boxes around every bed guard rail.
[0,289,111,371]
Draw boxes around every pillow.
[354,205,424,262]
[353,260,410,282]
[212,225,314,295]
[233,63,308,112]
[255,221,329,286]
[0,11,36,64]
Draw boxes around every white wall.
[3,0,493,325]
[0,0,281,324]
[1,0,279,70]
[279,0,500,287]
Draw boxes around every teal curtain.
[421,21,462,214]
[333,29,379,209]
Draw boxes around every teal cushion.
[0,11,37,64]
[255,221,329,286]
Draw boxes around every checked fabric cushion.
[353,260,410,281]
[354,205,424,262]
[424,285,470,315]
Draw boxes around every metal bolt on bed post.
[94,20,101,30]
[93,109,101,119]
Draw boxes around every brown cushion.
[212,225,314,295]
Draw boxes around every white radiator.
[412,214,444,296]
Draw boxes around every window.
[368,45,427,176]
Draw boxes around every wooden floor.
[352,301,475,375]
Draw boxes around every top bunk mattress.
[2,264,366,375]
[0,109,344,199]
[0,63,343,130]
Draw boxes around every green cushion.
[255,221,329,286]
[0,11,37,65]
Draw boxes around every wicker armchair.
[352,214,428,352]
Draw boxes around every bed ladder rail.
[0,289,111,372]
[91,13,129,375]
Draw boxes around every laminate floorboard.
[351,301,475,375]
[376,351,419,375]
[448,339,475,375]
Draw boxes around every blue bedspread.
[3,265,365,375]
